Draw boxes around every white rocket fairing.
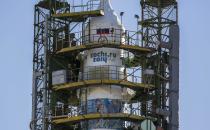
[78,0,134,129]
[83,0,124,100]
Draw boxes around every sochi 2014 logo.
[91,51,117,63]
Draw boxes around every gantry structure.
[31,0,179,130]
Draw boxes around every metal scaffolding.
[140,0,179,130]
[31,0,179,130]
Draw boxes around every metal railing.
[53,99,155,129]
[69,0,104,12]
[55,28,141,51]
[53,99,153,117]
[59,65,144,84]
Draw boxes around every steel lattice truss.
[141,0,177,48]
[31,1,70,130]
[140,0,178,129]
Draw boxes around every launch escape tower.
[31,0,179,130]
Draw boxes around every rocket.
[77,0,134,129]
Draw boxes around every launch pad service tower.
[31,0,179,130]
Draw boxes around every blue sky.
[0,0,209,130]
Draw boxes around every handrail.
[52,65,148,85]
[53,99,153,118]
[55,28,143,51]
[69,0,103,13]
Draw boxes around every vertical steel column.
[32,5,49,130]
[169,25,179,130]
[31,71,37,130]
[42,14,49,130]
[31,6,38,130]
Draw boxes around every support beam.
[169,25,180,130]
[31,72,37,130]
[42,14,49,130]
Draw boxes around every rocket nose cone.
[100,0,113,12]
[85,0,125,45]
[89,0,124,30]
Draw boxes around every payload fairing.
[80,0,133,129]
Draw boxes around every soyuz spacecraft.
[79,0,135,129]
